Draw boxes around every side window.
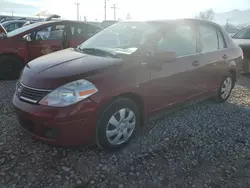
[35,24,65,41]
[156,23,196,57]
[234,27,250,39]
[17,22,24,28]
[5,23,17,32]
[71,23,100,39]
[217,29,226,49]
[199,24,218,52]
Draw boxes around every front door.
[27,23,66,61]
[144,21,208,115]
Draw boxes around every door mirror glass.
[0,32,7,39]
[154,50,177,62]
[0,24,7,39]
[22,34,32,42]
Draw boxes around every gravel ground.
[1,77,250,188]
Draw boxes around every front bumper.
[12,94,99,147]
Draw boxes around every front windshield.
[78,22,162,52]
[7,22,45,37]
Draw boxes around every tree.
[196,9,215,21]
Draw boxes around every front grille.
[16,82,51,103]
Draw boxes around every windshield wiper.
[76,47,119,58]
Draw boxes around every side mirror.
[0,32,7,39]
[154,50,177,62]
[22,34,31,42]
[0,24,7,39]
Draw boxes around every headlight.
[39,79,98,107]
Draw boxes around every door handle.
[192,60,200,66]
[222,54,228,60]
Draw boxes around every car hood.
[233,38,250,47]
[20,48,123,89]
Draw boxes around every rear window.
[71,23,101,38]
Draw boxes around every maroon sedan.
[0,20,101,80]
[13,19,243,150]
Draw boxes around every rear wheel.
[96,97,140,151]
[214,74,234,103]
[0,55,24,80]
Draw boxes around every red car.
[0,20,102,80]
[13,19,243,150]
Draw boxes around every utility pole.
[104,0,108,20]
[75,2,80,21]
[111,4,117,21]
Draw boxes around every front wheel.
[96,97,140,151]
[214,75,234,103]
[0,55,24,80]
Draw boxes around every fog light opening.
[44,128,58,139]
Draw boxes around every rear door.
[146,21,208,114]
[69,22,101,47]
[197,22,229,92]
[27,23,66,60]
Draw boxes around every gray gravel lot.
[1,77,250,188]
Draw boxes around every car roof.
[2,20,28,24]
[122,18,222,27]
[47,20,102,28]
[4,19,101,29]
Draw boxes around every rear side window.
[199,24,218,52]
[71,23,101,39]
[17,22,25,28]
[156,23,197,57]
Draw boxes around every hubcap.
[106,108,136,145]
[221,77,232,99]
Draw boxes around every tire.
[214,74,234,103]
[0,55,24,80]
[96,97,140,151]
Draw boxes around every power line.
[111,4,117,21]
[75,2,80,21]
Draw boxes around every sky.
[0,0,249,21]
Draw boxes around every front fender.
[0,48,27,63]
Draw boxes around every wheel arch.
[0,53,25,64]
[228,68,236,88]
[97,92,146,127]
